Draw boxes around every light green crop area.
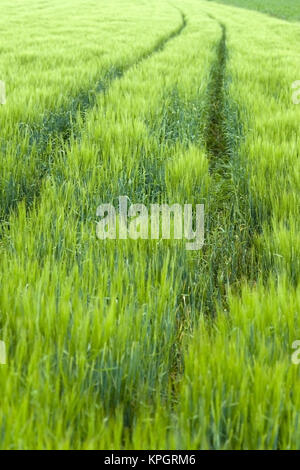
[0,0,299,449]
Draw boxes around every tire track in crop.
[203,19,261,307]
[164,19,262,392]
[147,19,258,319]
[0,11,187,228]
[205,22,227,164]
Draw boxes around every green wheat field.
[0,0,300,450]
